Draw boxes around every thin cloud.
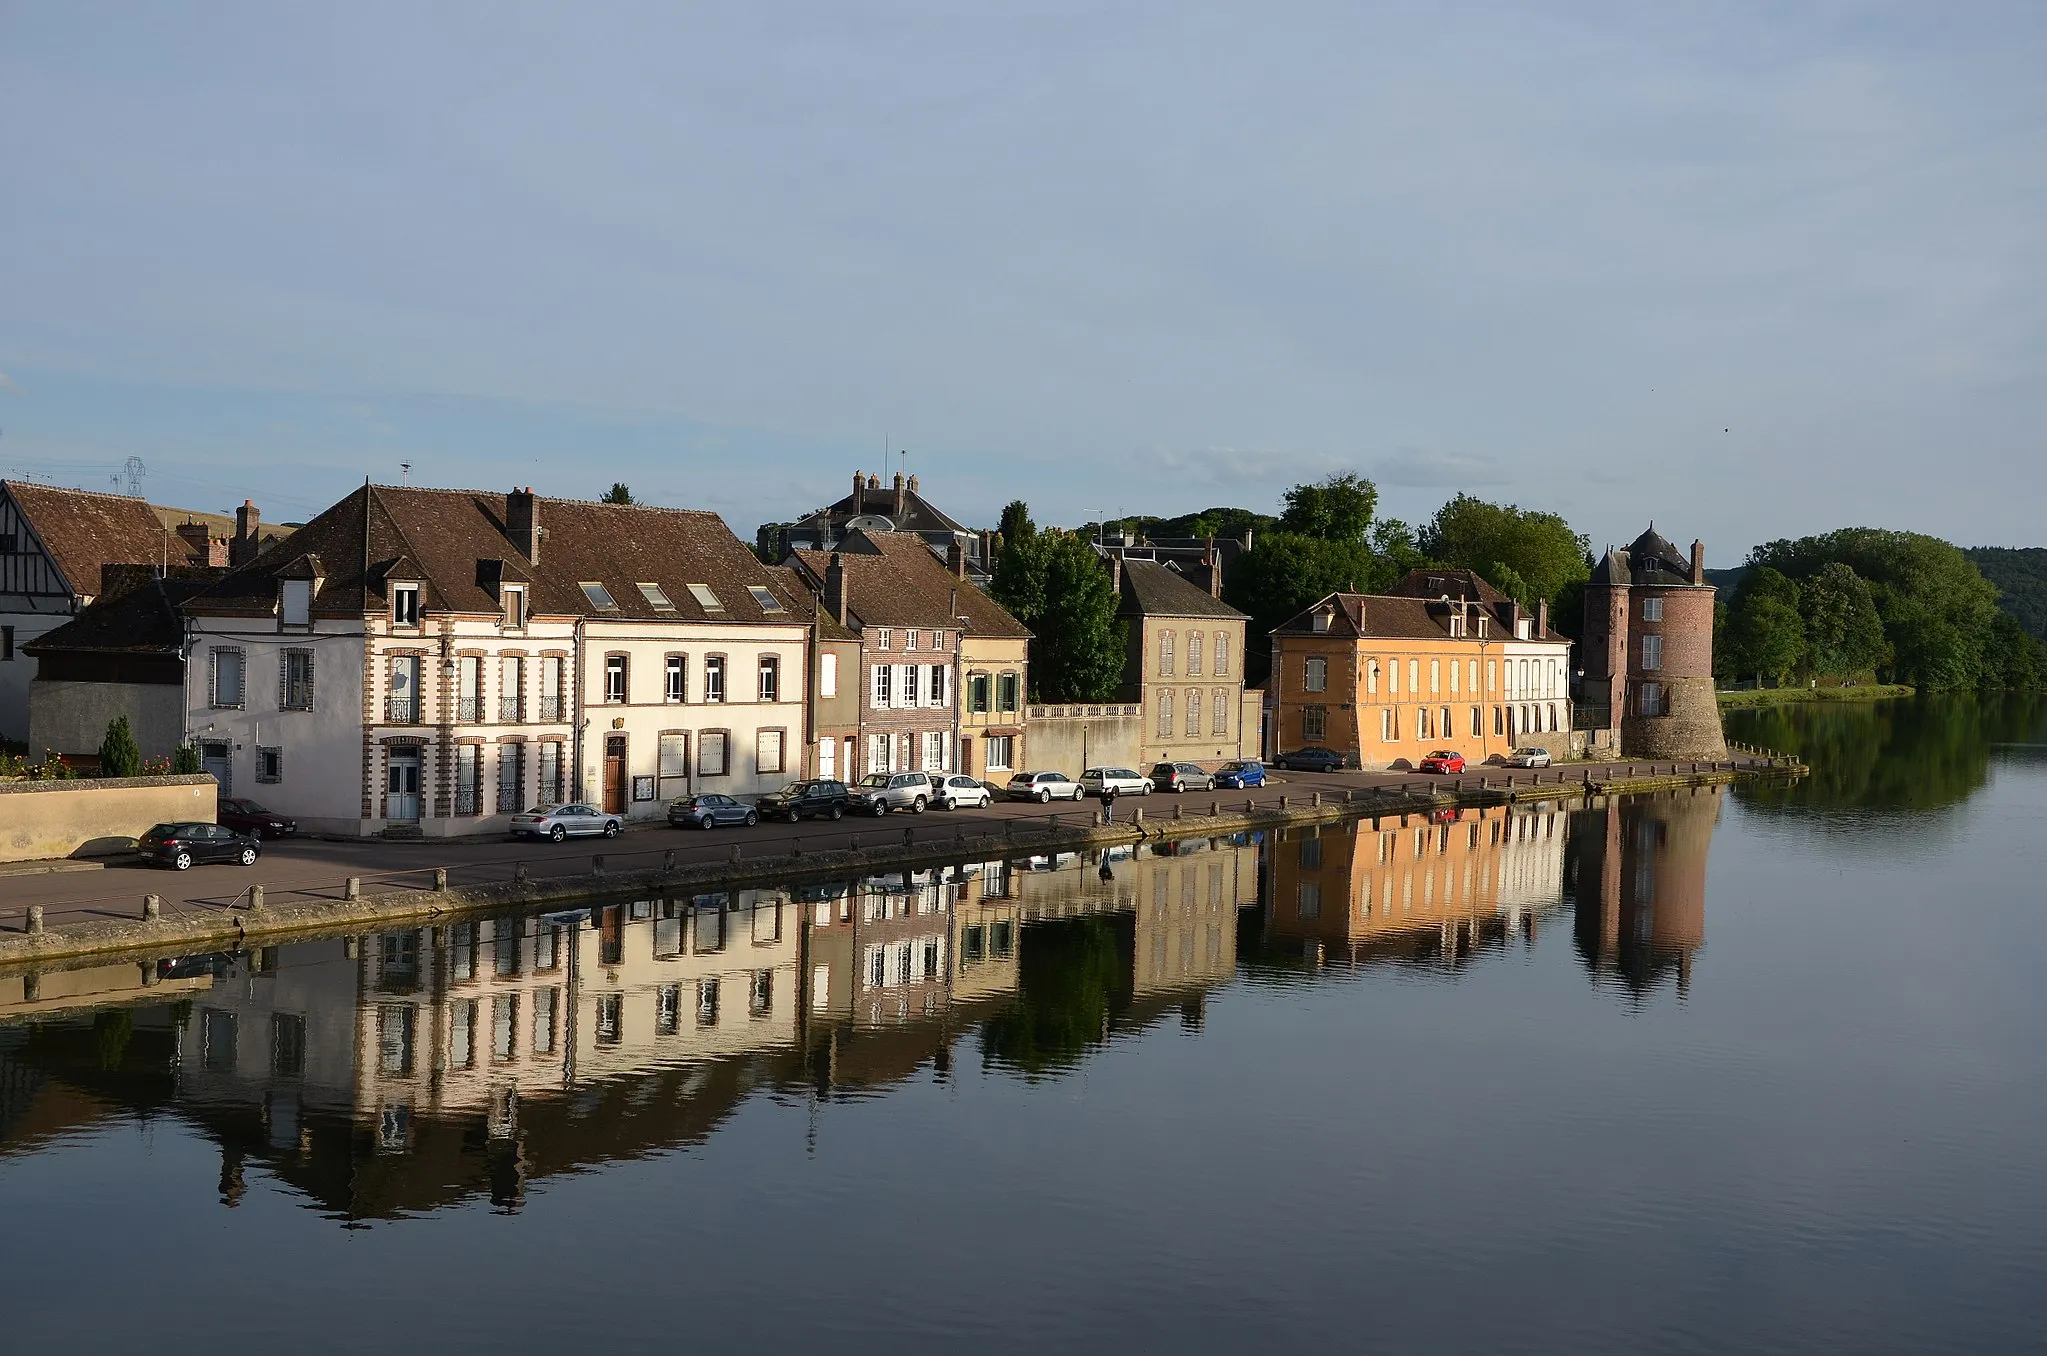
[1369,448,1512,488]
[0,371,19,394]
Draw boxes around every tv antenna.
[399,461,413,485]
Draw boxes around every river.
[3,695,2042,1354]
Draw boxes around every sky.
[2,1,2043,561]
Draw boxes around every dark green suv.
[754,779,851,823]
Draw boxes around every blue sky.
[3,1,2043,558]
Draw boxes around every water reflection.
[1569,787,1721,998]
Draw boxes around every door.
[386,750,422,822]
[603,736,628,815]
[202,741,232,795]
[818,737,835,780]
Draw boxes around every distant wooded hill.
[1966,547,2047,640]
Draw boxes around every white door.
[818,738,836,779]
[386,750,422,821]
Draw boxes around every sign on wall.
[632,776,655,802]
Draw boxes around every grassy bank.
[1717,683,1914,708]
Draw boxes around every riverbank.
[1717,683,1914,708]
[0,756,1803,976]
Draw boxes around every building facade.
[1112,558,1255,768]
[759,471,990,582]
[1581,527,1728,760]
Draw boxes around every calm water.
[4,696,2044,1354]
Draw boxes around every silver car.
[850,771,936,815]
[937,774,993,810]
[1151,761,1216,792]
[1080,767,1152,797]
[1006,771,1086,803]
[509,803,622,841]
[1505,747,1553,768]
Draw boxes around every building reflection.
[1568,785,1721,998]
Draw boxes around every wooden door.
[603,736,628,814]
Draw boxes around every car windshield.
[525,805,559,815]
[1219,762,1244,771]
[856,775,890,788]
[1430,751,1454,758]
[779,783,809,795]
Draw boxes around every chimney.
[1205,535,1221,598]
[1108,552,1123,598]
[231,501,261,567]
[892,472,907,519]
[1690,539,1706,586]
[907,474,919,497]
[1537,597,1549,635]
[867,474,879,490]
[947,538,966,579]
[507,487,540,565]
[825,552,849,627]
[854,470,866,502]
[176,522,212,565]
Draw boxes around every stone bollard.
[345,876,362,900]
[1478,776,1487,790]
[26,904,44,935]
[513,862,528,885]
[1210,800,1220,816]
[663,849,677,873]
[433,867,449,891]
[850,833,861,851]
[1279,794,1289,809]
[955,824,965,846]
[1245,799,1254,814]
[1048,814,1060,830]
[249,885,265,912]
[903,827,914,849]
[729,844,741,864]
[1312,791,1322,807]
[1174,803,1183,820]
[22,972,39,1003]
[591,855,605,876]
[144,894,162,921]
[1005,819,1016,839]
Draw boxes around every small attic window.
[1311,609,1331,633]
[638,582,675,611]
[280,579,312,627]
[687,583,724,611]
[747,585,784,613]
[580,582,617,611]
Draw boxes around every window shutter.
[304,651,315,711]
[208,647,219,707]
[278,652,288,709]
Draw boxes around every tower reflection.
[1569,785,1721,998]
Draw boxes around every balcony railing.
[385,696,419,724]
[454,789,480,816]
[498,697,524,723]
[496,786,522,812]
[537,695,565,722]
[455,697,483,723]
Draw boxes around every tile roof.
[766,564,859,642]
[25,574,219,655]
[1116,559,1246,620]
[1272,586,1565,643]
[2,481,173,597]
[189,485,807,624]
[791,530,1029,638]
[797,479,969,537]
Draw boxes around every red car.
[1418,750,1466,774]
[216,797,298,839]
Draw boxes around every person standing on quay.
[1099,781,1118,824]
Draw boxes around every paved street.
[1,756,1769,934]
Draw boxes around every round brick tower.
[1617,527,1727,760]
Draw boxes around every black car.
[755,779,851,823]
[667,793,759,830]
[1273,746,1355,773]
[216,797,297,839]
[137,822,262,871]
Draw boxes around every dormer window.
[1448,610,1465,638]
[1311,609,1331,633]
[747,585,784,613]
[580,582,617,611]
[502,585,526,629]
[686,583,723,611]
[392,584,420,627]
[280,579,312,627]
[1515,618,1533,640]
[638,583,675,611]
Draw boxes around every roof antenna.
[399,461,413,485]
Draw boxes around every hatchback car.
[137,822,261,871]
[1080,767,1152,797]
[509,804,622,841]
[850,771,935,815]
[1212,760,1266,789]
[1007,771,1086,803]
[1150,762,1216,793]
[1418,750,1467,774]
[1273,746,1354,773]
[937,774,993,810]
[753,780,850,822]
[1505,746,1553,768]
[216,798,297,839]
[669,793,760,830]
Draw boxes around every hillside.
[1966,547,2047,640]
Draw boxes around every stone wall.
[1621,676,1728,760]
[29,680,186,760]
[0,774,218,862]
[1021,704,1144,774]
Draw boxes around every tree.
[1724,596,1804,685]
[1418,495,1589,605]
[987,505,1124,703]
[172,743,202,775]
[1369,518,1425,577]
[602,483,635,504]
[1278,472,1378,545]
[1223,532,1382,684]
[990,502,1049,629]
[98,714,140,778]
[1800,562,1888,680]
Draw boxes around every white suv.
[1080,767,1153,796]
[850,771,935,815]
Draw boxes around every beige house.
[1111,558,1255,768]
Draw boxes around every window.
[658,733,689,799]
[392,584,419,626]
[1188,631,1203,675]
[1185,687,1200,737]
[540,656,566,721]
[538,742,563,803]
[697,977,721,1026]
[280,579,311,626]
[758,728,786,774]
[926,664,949,707]
[997,671,1020,711]
[1640,682,1665,716]
[638,582,675,611]
[376,1007,415,1076]
[456,654,483,721]
[532,988,558,1054]
[748,585,784,613]
[1516,617,1533,640]
[492,996,518,1061]
[499,656,523,721]
[873,664,892,708]
[1304,657,1327,692]
[704,655,725,703]
[1158,689,1174,736]
[1442,707,1453,739]
[211,647,246,708]
[605,654,628,703]
[1213,689,1228,735]
[1487,659,1497,692]
[903,664,920,707]
[876,628,892,650]
[1418,708,1432,739]
[1494,706,1505,735]
[1214,631,1230,675]
[820,651,839,698]
[687,583,724,611]
[1299,835,1323,870]
[1408,659,1419,693]
[497,585,524,629]
[280,649,314,711]
[1641,634,1663,670]
[0,625,10,660]
[1641,596,1664,622]
[455,745,482,815]
[969,673,991,713]
[1382,709,1395,741]
[256,746,282,783]
[904,630,919,651]
[1303,705,1327,741]
[580,581,617,610]
[758,656,780,702]
[498,744,523,811]
[751,969,774,1015]
[1472,706,1483,736]
[1311,611,1330,633]
[1160,630,1175,675]
[985,734,1015,770]
[1365,659,1378,695]
[699,730,730,776]
[1469,660,1479,694]
[923,732,947,771]
[666,654,686,703]
[271,1014,305,1077]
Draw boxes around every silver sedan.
[509,803,623,841]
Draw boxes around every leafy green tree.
[1981,614,2047,691]
[98,715,140,778]
[990,502,1049,632]
[1800,562,1888,679]
[1965,546,2047,641]
[1418,494,1589,605]
[1724,596,1804,685]
[1738,564,1803,612]
[1223,532,1383,684]
[601,483,635,504]
[1369,518,1425,577]
[989,505,1124,703]
[172,743,202,775]
[1278,472,1378,545]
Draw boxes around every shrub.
[172,743,203,775]
[98,716,141,779]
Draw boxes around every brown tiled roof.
[189,485,806,623]
[25,575,218,655]
[791,530,1029,638]
[2,481,171,597]
[766,565,858,641]
[1273,586,1565,642]
[1116,559,1245,620]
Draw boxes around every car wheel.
[603,821,620,838]
[173,851,193,871]
[239,847,258,867]
[788,808,802,824]
[550,825,567,842]
[1037,789,1051,803]
[873,802,888,817]
[699,815,716,831]
[827,805,843,821]
[744,811,759,827]
[911,796,927,814]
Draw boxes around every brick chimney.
[1205,536,1221,598]
[825,552,849,627]
[1537,597,1549,635]
[854,470,866,503]
[174,522,217,566]
[1108,550,1123,598]
[507,487,540,565]
[231,501,261,567]
[1690,539,1706,586]
[907,474,919,497]
[892,472,907,520]
[947,538,967,579]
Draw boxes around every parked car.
[752,780,850,823]
[1080,767,1153,797]
[850,771,936,815]
[137,822,261,871]
[216,798,297,839]
[668,792,760,829]
[1149,761,1216,793]
[1505,746,1553,768]
[936,774,993,810]
[1212,760,1266,789]
[1418,750,1467,774]
[509,803,621,841]
[1273,746,1354,773]
[1007,771,1086,803]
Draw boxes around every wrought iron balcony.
[385,696,419,724]
[498,697,524,723]
[537,696,565,722]
[454,789,480,816]
[455,697,483,723]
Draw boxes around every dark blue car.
[1213,760,1267,789]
